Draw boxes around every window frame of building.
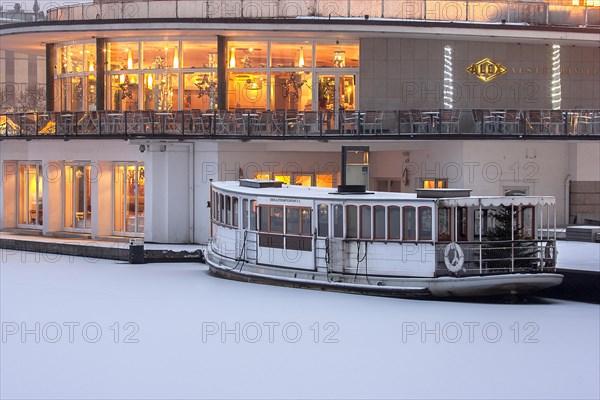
[113,163,145,236]
[16,161,44,229]
[63,162,93,232]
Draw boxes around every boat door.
[316,73,356,131]
[314,203,345,273]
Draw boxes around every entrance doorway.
[17,162,43,228]
[64,163,92,232]
[114,164,145,235]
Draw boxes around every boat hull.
[206,250,564,298]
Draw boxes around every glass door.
[64,164,92,232]
[316,73,356,131]
[17,162,43,228]
[113,164,145,235]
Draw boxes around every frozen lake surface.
[1,243,599,399]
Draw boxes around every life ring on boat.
[444,242,464,273]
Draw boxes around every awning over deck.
[439,196,556,208]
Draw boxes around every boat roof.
[211,180,556,206]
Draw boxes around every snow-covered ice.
[1,242,599,399]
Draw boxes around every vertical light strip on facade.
[551,44,561,110]
[443,45,453,109]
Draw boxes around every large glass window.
[54,42,97,111]
[53,39,357,112]
[315,42,359,68]
[270,42,313,68]
[17,162,43,227]
[183,72,218,110]
[270,71,313,111]
[114,164,145,235]
[228,41,268,69]
[143,72,179,111]
[228,72,267,110]
[107,42,139,71]
[105,39,216,111]
[142,41,179,70]
[110,73,140,111]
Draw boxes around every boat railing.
[434,239,556,277]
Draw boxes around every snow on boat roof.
[213,180,418,201]
[439,196,556,207]
[212,180,556,206]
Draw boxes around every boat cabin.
[209,179,557,280]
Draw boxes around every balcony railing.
[1,0,598,28]
[1,109,599,139]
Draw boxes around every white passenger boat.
[206,180,563,297]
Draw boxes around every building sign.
[467,58,507,82]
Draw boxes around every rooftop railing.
[1,1,598,28]
[1,109,599,139]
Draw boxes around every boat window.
[346,205,358,238]
[250,200,257,230]
[521,206,534,239]
[214,191,218,221]
[211,190,217,221]
[374,206,385,240]
[333,205,343,238]
[438,207,451,241]
[232,197,239,227]
[242,199,248,229]
[388,206,400,240]
[418,206,432,241]
[219,194,225,223]
[301,208,312,236]
[286,208,300,235]
[270,207,284,233]
[317,204,328,237]
[474,209,492,239]
[457,207,468,241]
[403,206,416,240]
[225,196,231,225]
[214,191,219,221]
[259,206,268,231]
[360,206,371,239]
